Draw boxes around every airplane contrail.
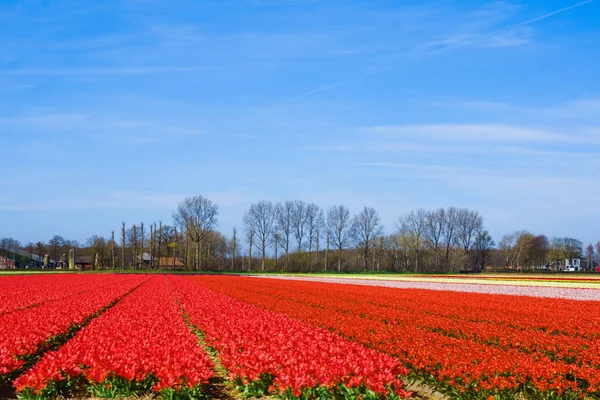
[290,0,596,101]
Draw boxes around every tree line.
[1,195,599,272]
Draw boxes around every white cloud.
[364,124,573,143]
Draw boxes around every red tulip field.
[1,274,600,399]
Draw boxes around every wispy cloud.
[364,124,576,143]
[289,0,595,99]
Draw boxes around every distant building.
[0,256,15,270]
[74,256,93,270]
[137,253,152,268]
[564,258,582,271]
[158,257,185,269]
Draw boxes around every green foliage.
[88,374,158,397]
[160,384,209,400]
[234,373,275,398]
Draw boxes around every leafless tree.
[230,228,238,270]
[121,222,126,269]
[274,201,294,270]
[456,208,483,270]
[273,232,281,269]
[325,231,330,271]
[586,243,594,270]
[48,235,65,264]
[244,201,275,271]
[351,207,384,271]
[158,221,163,268]
[247,228,254,271]
[441,207,459,272]
[473,229,494,270]
[131,225,138,269]
[314,230,320,271]
[111,231,115,269]
[0,237,22,261]
[174,195,219,271]
[150,223,155,268]
[305,203,324,271]
[498,232,518,267]
[425,208,445,271]
[140,222,145,268]
[327,205,352,272]
[398,209,427,273]
[291,201,309,265]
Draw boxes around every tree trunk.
[150,224,154,269]
[315,231,320,271]
[140,223,144,270]
[274,238,278,270]
[158,222,162,269]
[325,233,329,272]
[111,231,115,270]
[121,222,126,269]
[173,227,178,270]
[248,244,252,271]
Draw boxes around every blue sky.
[1,0,599,246]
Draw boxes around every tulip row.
[0,275,147,378]
[0,274,129,316]
[170,276,412,399]
[195,275,600,399]
[15,276,214,399]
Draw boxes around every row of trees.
[497,233,589,270]
[2,195,599,272]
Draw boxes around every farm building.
[564,258,582,271]
[158,257,185,269]
[74,256,93,270]
[0,255,15,269]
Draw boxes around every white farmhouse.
[564,258,581,272]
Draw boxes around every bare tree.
[455,208,483,270]
[473,229,494,270]
[247,228,254,271]
[111,231,116,269]
[158,221,163,268]
[0,237,22,263]
[131,225,138,269]
[121,222,126,269]
[327,205,352,272]
[230,228,238,271]
[441,207,459,272]
[291,200,309,267]
[325,231,330,272]
[425,208,445,271]
[140,222,145,268]
[274,201,294,271]
[498,232,518,268]
[351,207,384,271]
[244,201,275,271]
[174,195,219,271]
[586,243,594,271]
[398,209,427,273]
[305,203,324,271]
[150,223,155,269]
[48,235,65,264]
[273,233,280,269]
